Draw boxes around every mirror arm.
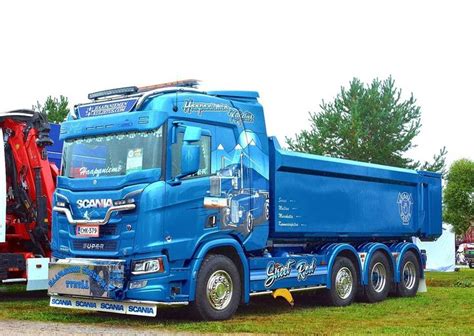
[168,172,190,186]
[168,178,182,186]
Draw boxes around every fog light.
[129,280,148,289]
[132,258,164,275]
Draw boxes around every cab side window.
[171,132,211,178]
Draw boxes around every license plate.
[76,225,100,237]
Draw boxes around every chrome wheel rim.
[402,261,417,290]
[371,262,387,293]
[335,267,353,300]
[206,270,233,310]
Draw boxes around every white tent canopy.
[415,223,456,272]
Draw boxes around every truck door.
[163,122,214,262]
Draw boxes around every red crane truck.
[0,109,61,290]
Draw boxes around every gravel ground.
[0,320,186,336]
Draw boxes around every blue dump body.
[48,83,442,320]
[269,138,442,241]
[47,123,64,168]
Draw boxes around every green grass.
[1,269,473,334]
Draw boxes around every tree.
[286,77,447,173]
[443,159,474,235]
[33,95,70,123]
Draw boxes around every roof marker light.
[88,86,139,100]
[137,79,200,93]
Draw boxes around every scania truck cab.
[49,80,441,320]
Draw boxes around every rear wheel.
[360,251,392,303]
[323,256,358,306]
[190,254,241,320]
[396,251,420,297]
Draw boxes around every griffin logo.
[397,192,413,225]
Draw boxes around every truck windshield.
[62,127,163,178]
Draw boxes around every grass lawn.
[0,269,473,334]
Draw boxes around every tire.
[323,256,358,306]
[360,251,392,303]
[189,254,241,321]
[396,251,420,297]
[469,262,474,269]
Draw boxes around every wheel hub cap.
[207,270,233,310]
[371,262,387,293]
[402,261,416,290]
[335,267,353,300]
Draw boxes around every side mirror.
[180,143,200,177]
[170,125,202,185]
[183,126,202,142]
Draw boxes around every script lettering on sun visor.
[76,98,138,118]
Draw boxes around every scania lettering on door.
[77,199,113,209]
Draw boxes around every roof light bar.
[88,86,139,100]
[137,79,200,93]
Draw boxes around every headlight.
[132,258,164,275]
[56,201,67,207]
[114,198,136,206]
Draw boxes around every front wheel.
[323,256,358,306]
[396,251,420,297]
[190,254,241,320]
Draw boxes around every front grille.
[100,225,116,236]
[72,240,117,252]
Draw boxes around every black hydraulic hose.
[4,142,34,222]
[31,167,49,256]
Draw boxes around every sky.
[0,0,472,168]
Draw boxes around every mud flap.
[417,277,427,293]
[49,296,158,317]
[26,258,49,291]
[272,288,294,306]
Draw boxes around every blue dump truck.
[48,80,442,320]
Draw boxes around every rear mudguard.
[320,243,363,289]
[390,242,424,282]
[357,242,395,285]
